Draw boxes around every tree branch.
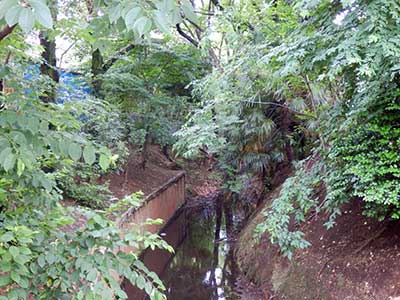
[0,24,16,42]
[102,42,136,73]
[176,24,199,47]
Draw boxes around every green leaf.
[29,0,53,28]
[125,7,142,29]
[154,10,170,34]
[0,232,14,243]
[17,159,25,176]
[0,147,14,172]
[134,16,152,37]
[136,275,146,289]
[108,4,121,23]
[16,276,29,288]
[46,252,56,264]
[86,269,97,282]
[68,143,82,161]
[14,254,30,266]
[170,6,182,24]
[181,0,198,24]
[58,141,69,156]
[144,281,152,295]
[0,274,12,287]
[18,7,35,32]
[0,0,17,19]
[37,255,46,268]
[83,145,96,165]
[3,152,16,172]
[10,270,20,283]
[5,5,21,25]
[152,290,165,300]
[9,246,20,258]
[99,154,110,171]
[0,137,10,152]
[0,261,12,272]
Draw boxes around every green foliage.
[54,99,130,208]
[174,2,312,183]
[2,0,400,292]
[78,99,130,165]
[102,45,208,148]
[0,0,199,40]
[0,57,168,299]
[58,167,113,208]
[0,0,53,32]
[254,159,322,258]
[0,194,171,300]
[327,98,400,220]
[251,0,400,257]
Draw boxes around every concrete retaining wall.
[118,171,186,234]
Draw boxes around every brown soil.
[99,144,183,198]
[175,155,222,199]
[236,167,400,300]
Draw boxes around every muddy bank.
[235,174,400,300]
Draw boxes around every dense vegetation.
[0,0,399,299]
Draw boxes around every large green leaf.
[0,147,14,171]
[5,4,21,25]
[124,7,142,29]
[9,246,19,258]
[0,0,18,19]
[99,154,110,171]
[0,274,11,288]
[108,4,122,23]
[18,7,35,32]
[68,143,82,161]
[30,0,53,28]
[134,16,152,37]
[154,10,170,34]
[181,0,198,24]
[83,145,96,165]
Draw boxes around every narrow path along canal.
[124,195,245,300]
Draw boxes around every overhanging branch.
[102,42,136,73]
[0,24,16,42]
[176,24,199,47]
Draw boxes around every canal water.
[124,200,241,300]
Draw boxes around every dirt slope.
[100,145,182,198]
[236,172,400,300]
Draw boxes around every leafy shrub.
[58,167,113,208]
[254,159,323,258]
[0,65,168,300]
[78,99,130,166]
[328,98,400,220]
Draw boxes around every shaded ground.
[236,167,400,300]
[100,145,182,198]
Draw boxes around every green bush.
[329,98,400,220]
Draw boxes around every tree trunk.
[85,0,104,96]
[282,105,294,163]
[91,49,104,96]
[162,145,173,162]
[140,131,150,170]
[39,0,59,103]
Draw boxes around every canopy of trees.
[0,0,399,298]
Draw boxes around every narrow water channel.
[124,200,241,300]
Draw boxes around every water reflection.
[125,200,240,300]
[160,201,239,300]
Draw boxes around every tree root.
[353,225,387,254]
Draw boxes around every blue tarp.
[25,65,92,103]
